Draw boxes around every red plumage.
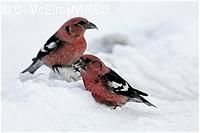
[22,17,97,74]
[73,54,156,108]
[42,37,86,66]
[83,74,129,106]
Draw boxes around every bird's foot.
[74,67,80,72]
[113,105,120,109]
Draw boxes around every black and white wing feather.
[34,35,63,61]
[102,69,148,97]
[21,35,65,74]
[102,69,156,107]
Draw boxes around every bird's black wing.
[102,69,148,97]
[33,34,65,61]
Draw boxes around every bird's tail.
[21,59,43,74]
[131,96,157,108]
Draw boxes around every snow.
[1,1,199,132]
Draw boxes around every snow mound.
[2,78,198,131]
[48,67,81,82]
[88,33,129,53]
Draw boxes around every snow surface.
[1,1,199,131]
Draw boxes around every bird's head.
[61,17,97,38]
[73,54,107,75]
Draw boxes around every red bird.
[73,54,156,108]
[22,17,97,74]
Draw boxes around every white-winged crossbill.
[22,17,97,74]
[73,54,156,108]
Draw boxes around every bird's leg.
[55,67,60,74]
[113,105,119,109]
[52,65,62,74]
[52,66,57,73]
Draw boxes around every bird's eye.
[84,58,92,64]
[65,26,70,33]
[75,21,86,26]
[65,26,69,30]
